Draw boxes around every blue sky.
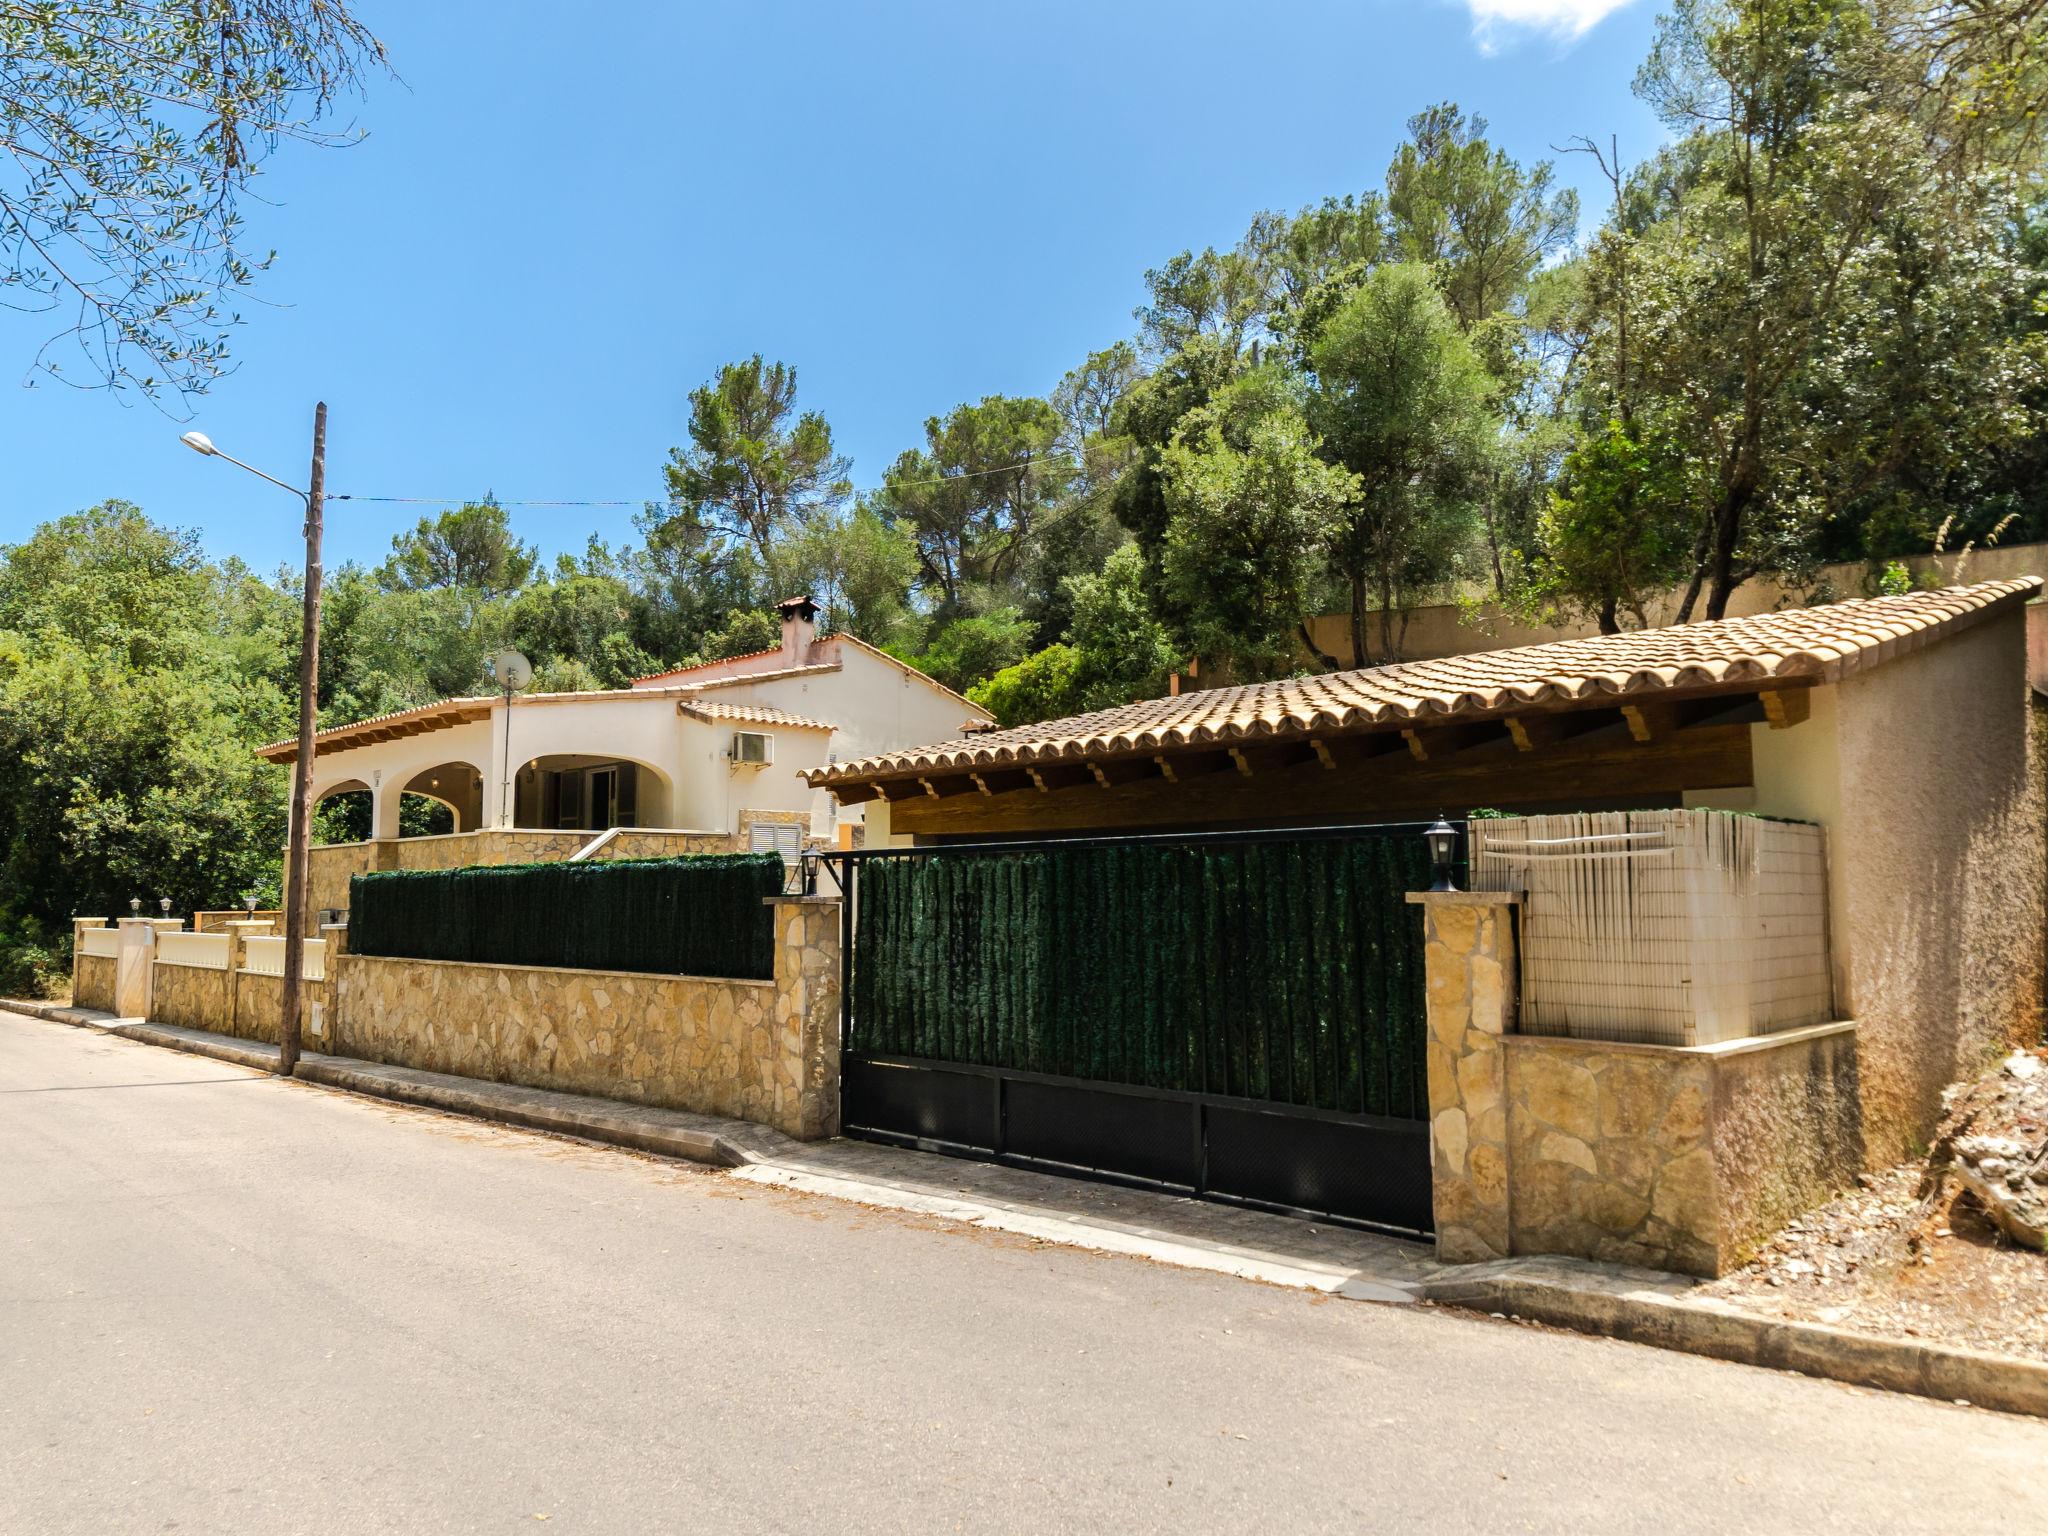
[0,0,1664,577]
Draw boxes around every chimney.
[777,594,820,666]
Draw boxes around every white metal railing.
[241,935,327,982]
[156,931,230,970]
[78,927,121,958]
[1472,809,1831,1048]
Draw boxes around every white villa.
[263,597,988,858]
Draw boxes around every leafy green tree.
[1532,416,1703,629]
[897,611,1035,695]
[1307,263,1497,663]
[967,643,1082,727]
[0,1,385,396]
[875,395,1070,613]
[376,499,539,598]
[0,505,291,992]
[1605,0,2045,618]
[1158,372,1354,678]
[772,500,922,644]
[1383,103,1579,334]
[1064,543,1182,707]
[661,356,851,571]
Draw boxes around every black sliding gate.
[822,825,1440,1237]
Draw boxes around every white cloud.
[1463,0,1636,52]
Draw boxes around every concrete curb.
[1419,1271,2048,1419]
[293,1056,785,1168]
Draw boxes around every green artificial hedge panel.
[848,834,1431,1119]
[349,853,785,980]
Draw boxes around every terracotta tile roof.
[808,579,2039,787]
[631,631,989,715]
[256,697,495,764]
[631,644,791,685]
[677,699,834,732]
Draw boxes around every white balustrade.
[155,931,230,971]
[240,935,327,982]
[78,928,121,959]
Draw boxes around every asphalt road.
[6,1011,2046,1536]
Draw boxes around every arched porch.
[512,754,673,831]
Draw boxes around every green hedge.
[849,835,1430,1119]
[349,853,785,980]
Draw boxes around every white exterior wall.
[302,694,839,841]
[305,717,496,844]
[700,642,986,831]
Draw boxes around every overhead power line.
[325,450,1067,510]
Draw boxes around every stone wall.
[150,962,228,1034]
[231,971,335,1051]
[1415,889,1866,1278]
[74,954,115,1012]
[1502,1025,1861,1276]
[329,896,840,1139]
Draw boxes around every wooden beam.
[971,768,1037,797]
[1402,721,1511,761]
[1760,687,1810,729]
[1621,702,1667,743]
[1152,750,1236,784]
[1228,747,1254,777]
[1028,761,1096,793]
[829,781,881,806]
[890,723,1756,838]
[1091,757,1159,789]
[1311,739,1336,770]
[1506,708,1625,753]
[1026,766,1051,793]
[918,774,982,801]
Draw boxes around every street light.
[181,404,328,1078]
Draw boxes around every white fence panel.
[156,931,230,970]
[78,927,121,959]
[240,935,326,982]
[1471,809,1830,1047]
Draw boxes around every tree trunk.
[1702,477,1757,622]
[1348,574,1368,669]
[1377,566,1400,666]
[1673,517,1714,625]
[1598,595,1619,635]
[1297,622,1339,672]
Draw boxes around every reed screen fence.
[845,830,1434,1120]
[350,853,784,980]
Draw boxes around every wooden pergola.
[823,682,1812,838]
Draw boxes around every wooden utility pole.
[278,401,327,1078]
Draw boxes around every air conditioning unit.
[730,730,773,766]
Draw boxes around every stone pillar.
[71,918,105,1003]
[1407,890,1521,1263]
[114,917,157,1020]
[767,895,842,1140]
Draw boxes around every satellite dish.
[489,650,533,693]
